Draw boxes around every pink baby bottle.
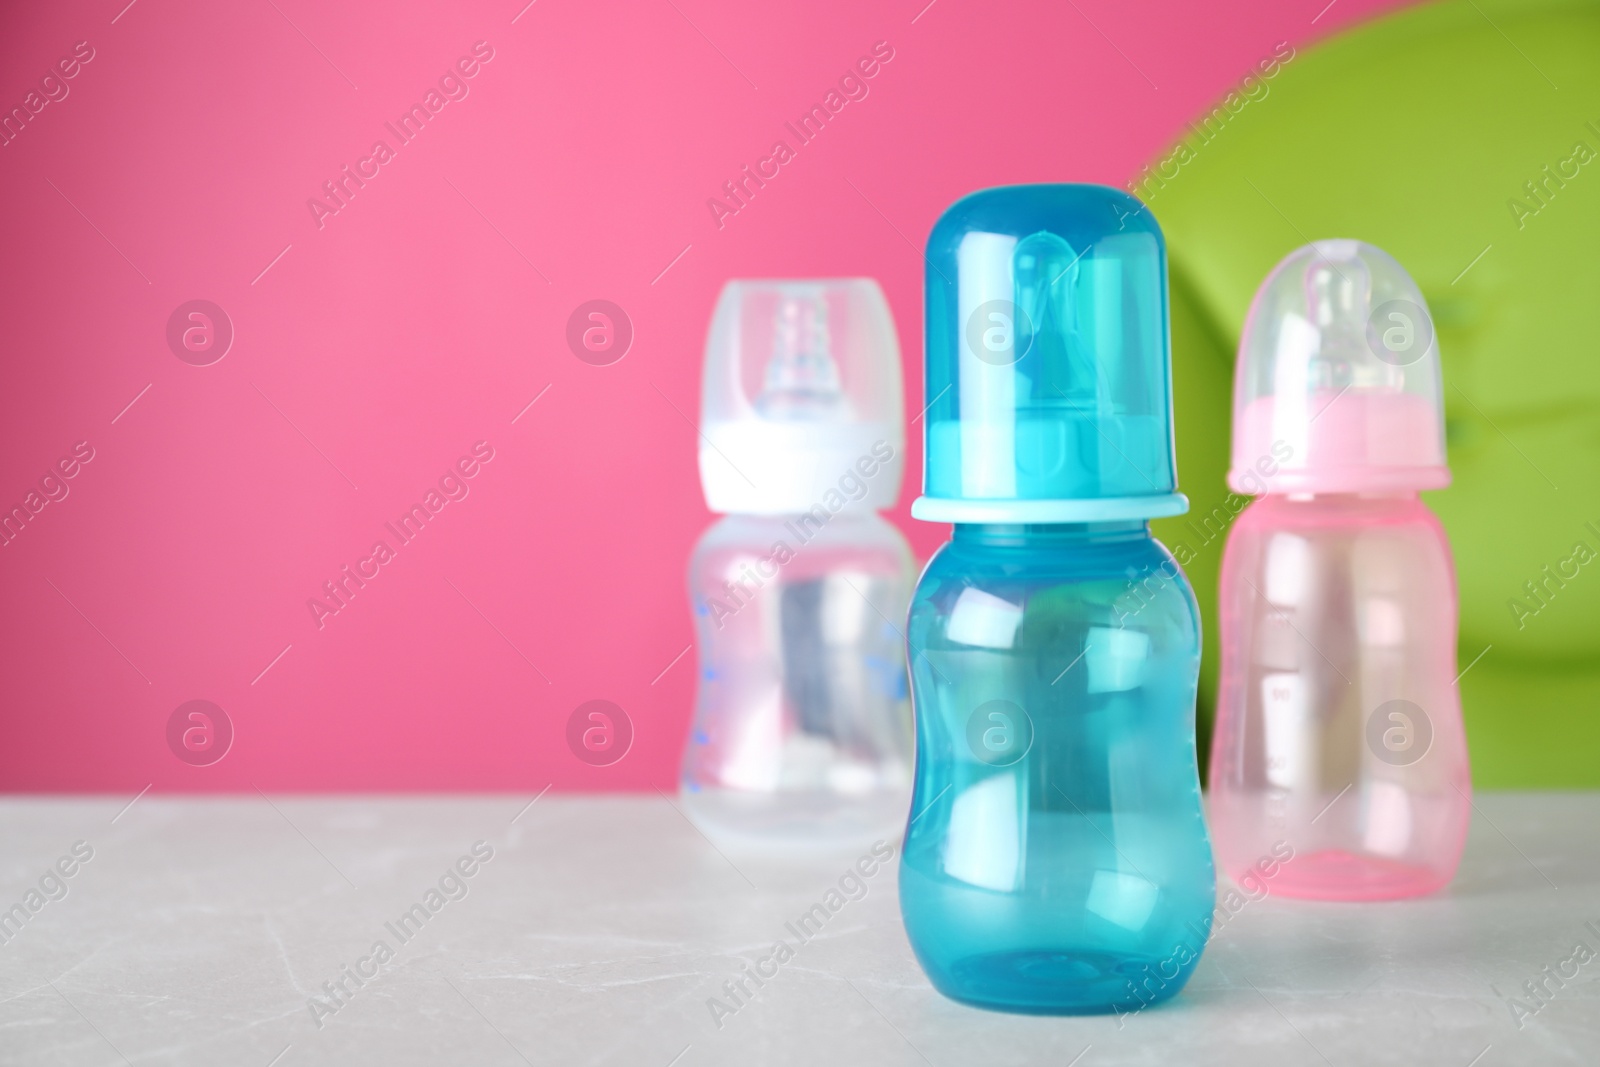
[1209,240,1470,901]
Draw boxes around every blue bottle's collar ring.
[911,493,1189,524]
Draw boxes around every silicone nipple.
[1302,245,1370,392]
[755,294,844,420]
[1013,231,1096,407]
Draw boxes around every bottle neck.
[953,520,1150,548]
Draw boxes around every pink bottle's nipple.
[1301,247,1372,392]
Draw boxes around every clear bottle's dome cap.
[911,184,1187,524]
[1231,240,1449,495]
[700,279,905,515]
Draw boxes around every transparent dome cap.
[1231,240,1449,495]
[700,279,905,515]
[911,184,1186,524]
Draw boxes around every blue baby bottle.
[899,184,1215,1015]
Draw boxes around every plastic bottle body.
[681,512,915,848]
[900,522,1215,1015]
[1210,493,1469,900]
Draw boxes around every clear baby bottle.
[1209,240,1470,900]
[681,279,915,848]
[900,185,1215,1015]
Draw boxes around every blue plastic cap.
[911,184,1188,524]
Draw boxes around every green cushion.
[1147,0,1600,787]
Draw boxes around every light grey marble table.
[0,793,1594,1066]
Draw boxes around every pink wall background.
[0,0,1408,793]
